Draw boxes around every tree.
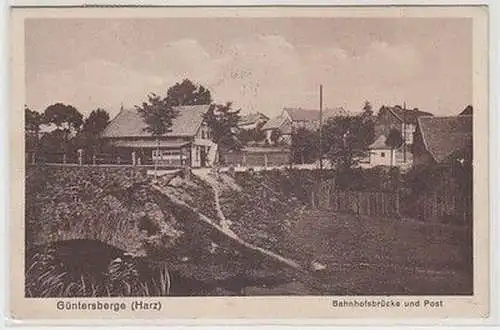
[82,108,110,135]
[74,108,111,161]
[41,103,83,161]
[166,79,212,106]
[25,106,42,134]
[385,128,403,166]
[270,129,282,145]
[136,93,178,177]
[44,103,83,133]
[323,116,375,171]
[291,127,319,164]
[361,100,374,119]
[238,125,266,145]
[203,102,242,154]
[25,106,43,162]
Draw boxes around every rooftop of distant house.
[417,115,472,163]
[381,106,434,124]
[101,104,210,138]
[283,107,350,122]
[237,112,269,127]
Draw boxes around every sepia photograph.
[9,5,490,321]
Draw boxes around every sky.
[25,17,472,119]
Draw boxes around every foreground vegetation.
[25,165,472,297]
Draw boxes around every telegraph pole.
[319,84,324,171]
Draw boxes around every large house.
[261,107,349,144]
[101,105,217,168]
[375,106,433,145]
[412,115,472,168]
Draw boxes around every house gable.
[101,104,211,139]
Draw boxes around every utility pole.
[319,84,324,171]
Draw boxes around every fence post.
[93,154,96,165]
[62,154,67,164]
[132,151,137,166]
[31,152,36,165]
[77,149,83,165]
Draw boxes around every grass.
[25,242,172,298]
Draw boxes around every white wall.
[369,148,394,167]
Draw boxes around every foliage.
[291,127,319,164]
[44,103,83,132]
[73,108,111,157]
[323,116,375,170]
[136,93,178,137]
[238,126,266,145]
[82,108,110,135]
[386,128,403,149]
[25,106,43,133]
[361,100,374,119]
[335,166,402,191]
[203,102,242,151]
[270,129,282,145]
[25,106,43,151]
[25,240,171,297]
[166,79,212,106]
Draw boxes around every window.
[381,152,385,157]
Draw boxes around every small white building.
[368,135,396,167]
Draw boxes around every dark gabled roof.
[417,115,472,163]
[101,104,210,138]
[382,106,434,124]
[283,107,349,122]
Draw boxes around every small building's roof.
[238,112,269,127]
[369,135,390,150]
[381,106,434,124]
[261,116,286,130]
[101,104,210,138]
[417,115,472,163]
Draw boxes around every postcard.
[9,5,489,323]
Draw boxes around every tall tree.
[203,102,241,154]
[82,108,110,135]
[361,100,374,118]
[291,127,319,164]
[136,93,178,176]
[25,106,42,134]
[74,108,111,160]
[385,128,403,166]
[44,103,83,133]
[25,106,43,159]
[324,116,375,171]
[42,103,83,160]
[166,79,212,106]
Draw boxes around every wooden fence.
[312,180,400,217]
